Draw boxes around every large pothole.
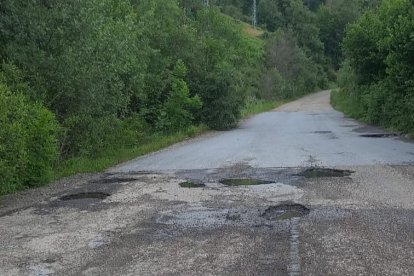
[59,192,110,201]
[220,178,273,186]
[261,204,310,221]
[299,168,353,178]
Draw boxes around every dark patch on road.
[220,178,274,186]
[179,181,205,188]
[313,131,332,134]
[59,192,110,201]
[261,204,310,221]
[226,212,242,221]
[299,168,354,178]
[340,124,358,127]
[360,133,398,138]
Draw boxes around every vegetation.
[0,66,58,194]
[333,0,414,135]
[2,0,389,195]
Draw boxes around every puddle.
[360,133,398,138]
[261,204,310,221]
[220,178,273,186]
[299,168,353,178]
[59,192,110,201]
[179,181,206,188]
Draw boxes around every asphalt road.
[112,90,414,171]
[1,91,414,276]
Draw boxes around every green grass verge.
[54,125,207,179]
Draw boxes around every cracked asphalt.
[1,90,414,276]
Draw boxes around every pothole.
[299,168,353,178]
[360,133,398,138]
[261,204,310,221]
[179,181,206,188]
[219,178,273,186]
[59,192,110,201]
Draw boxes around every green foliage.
[316,0,361,69]
[260,30,319,100]
[0,0,267,194]
[158,60,202,132]
[338,0,414,134]
[0,76,58,195]
[190,7,262,129]
[258,0,283,32]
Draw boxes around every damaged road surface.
[1,91,414,275]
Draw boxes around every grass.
[54,125,207,179]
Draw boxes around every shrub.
[157,60,202,132]
[0,82,58,194]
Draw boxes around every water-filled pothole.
[179,181,205,188]
[261,204,310,221]
[360,133,398,138]
[299,168,353,178]
[220,178,273,186]
[59,192,110,201]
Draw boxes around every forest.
[0,0,411,195]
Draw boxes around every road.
[1,90,414,275]
[113,90,414,171]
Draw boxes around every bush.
[157,60,202,132]
[340,0,414,134]
[0,82,58,194]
